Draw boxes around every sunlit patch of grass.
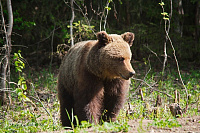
[150,117,182,128]
[0,109,61,133]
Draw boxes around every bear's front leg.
[103,79,129,122]
[58,83,74,127]
[74,85,104,124]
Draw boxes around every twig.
[132,77,172,98]
[31,83,56,125]
[0,77,19,87]
[11,45,28,48]
[0,88,15,93]
[73,1,96,35]
[168,27,188,112]
[31,26,60,46]
[136,55,152,91]
[100,0,110,31]
[160,0,172,75]
[99,4,104,31]
[143,44,162,64]
[49,24,55,70]
[139,88,144,101]
[160,0,188,112]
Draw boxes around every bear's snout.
[129,71,135,77]
[120,70,135,80]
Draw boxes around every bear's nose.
[129,71,135,77]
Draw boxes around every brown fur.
[58,31,135,127]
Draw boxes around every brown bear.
[58,31,135,127]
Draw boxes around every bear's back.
[58,40,97,93]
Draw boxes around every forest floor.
[0,61,200,133]
[37,91,200,133]
[127,115,200,133]
[35,92,200,133]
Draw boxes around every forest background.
[1,0,200,68]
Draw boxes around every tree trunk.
[174,0,184,37]
[173,0,184,58]
[195,1,200,42]
[125,0,130,27]
[70,0,74,46]
[0,0,13,105]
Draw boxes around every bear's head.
[87,31,135,80]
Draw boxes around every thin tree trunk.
[70,0,74,46]
[173,0,184,58]
[0,0,13,105]
[175,0,184,37]
[125,0,130,27]
[195,1,200,42]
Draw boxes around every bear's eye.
[119,57,125,61]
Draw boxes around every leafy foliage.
[66,21,95,43]
[13,50,25,72]
[13,50,32,103]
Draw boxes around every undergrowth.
[0,67,199,132]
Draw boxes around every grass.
[0,67,200,132]
[1,107,61,133]
[150,117,182,128]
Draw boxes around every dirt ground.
[46,115,200,133]
[127,115,200,133]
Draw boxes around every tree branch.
[160,0,188,113]
[132,77,173,98]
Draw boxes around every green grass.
[1,107,61,133]
[0,68,200,132]
[150,117,182,128]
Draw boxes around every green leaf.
[15,61,19,67]
[17,92,23,96]
[161,12,169,16]
[18,53,22,58]
[14,53,18,58]
[159,2,165,6]
[22,84,27,91]
[105,6,111,10]
[163,17,169,20]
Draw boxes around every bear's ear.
[121,32,135,47]
[96,31,113,45]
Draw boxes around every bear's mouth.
[119,73,129,80]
